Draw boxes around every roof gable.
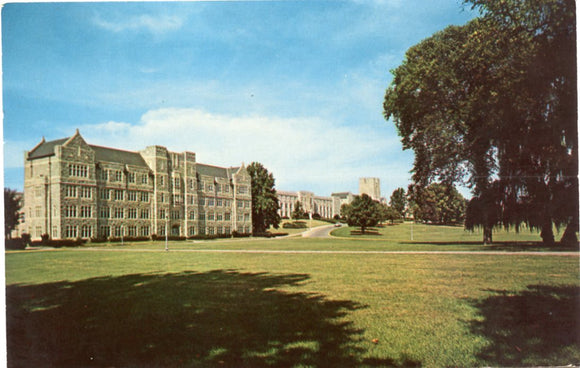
[27,137,70,159]
[90,145,149,168]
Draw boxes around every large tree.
[246,162,281,235]
[384,0,577,245]
[389,188,407,218]
[4,188,22,239]
[409,183,466,225]
[341,194,382,234]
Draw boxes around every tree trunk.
[560,219,579,247]
[483,225,493,245]
[540,218,555,246]
[361,226,365,234]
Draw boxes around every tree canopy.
[384,0,577,245]
[246,162,281,235]
[389,188,407,218]
[409,183,466,225]
[341,194,383,234]
[4,188,22,239]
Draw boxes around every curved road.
[301,224,340,238]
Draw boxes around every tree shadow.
[467,284,580,367]
[400,240,578,251]
[7,270,413,367]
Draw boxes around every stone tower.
[359,177,381,201]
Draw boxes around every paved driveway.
[301,224,340,238]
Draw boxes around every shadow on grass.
[7,270,416,367]
[350,228,382,236]
[400,240,578,251]
[468,284,580,367]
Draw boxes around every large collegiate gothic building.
[23,130,252,240]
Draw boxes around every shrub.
[5,238,25,250]
[21,233,31,247]
[40,233,50,244]
[282,221,308,229]
[232,231,251,238]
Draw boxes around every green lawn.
[6,233,579,367]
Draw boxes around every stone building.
[277,190,335,219]
[359,177,381,201]
[23,130,252,240]
[330,192,355,216]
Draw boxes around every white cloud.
[93,13,186,35]
[79,107,409,195]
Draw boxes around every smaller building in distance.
[277,191,335,219]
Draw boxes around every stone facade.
[23,130,252,240]
[359,177,381,202]
[277,190,335,219]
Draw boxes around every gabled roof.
[90,145,149,168]
[196,164,240,179]
[27,137,70,159]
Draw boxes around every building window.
[140,209,150,219]
[237,200,243,208]
[244,213,250,222]
[207,227,214,235]
[69,164,88,178]
[217,199,223,207]
[224,185,230,193]
[81,225,92,238]
[189,211,195,220]
[80,187,92,199]
[65,185,77,197]
[199,213,206,221]
[159,209,166,219]
[114,226,123,237]
[127,208,137,219]
[100,207,110,218]
[174,177,181,189]
[141,192,149,202]
[207,198,215,207]
[207,183,214,191]
[127,191,137,201]
[158,175,165,186]
[188,179,194,189]
[238,185,247,194]
[159,225,166,236]
[217,213,223,221]
[128,226,137,237]
[100,170,109,181]
[173,194,183,204]
[171,210,181,220]
[114,190,124,201]
[225,226,231,235]
[111,170,123,182]
[141,174,148,184]
[188,226,195,236]
[80,206,92,218]
[207,212,214,221]
[159,193,165,203]
[128,172,136,183]
[245,201,251,208]
[224,212,231,221]
[187,195,195,205]
[99,189,110,200]
[100,226,111,238]
[114,208,124,219]
[64,206,77,218]
[140,226,150,237]
[217,226,223,234]
[65,225,78,238]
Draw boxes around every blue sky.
[2,0,476,198]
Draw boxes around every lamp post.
[165,213,169,252]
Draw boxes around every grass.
[6,230,580,367]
